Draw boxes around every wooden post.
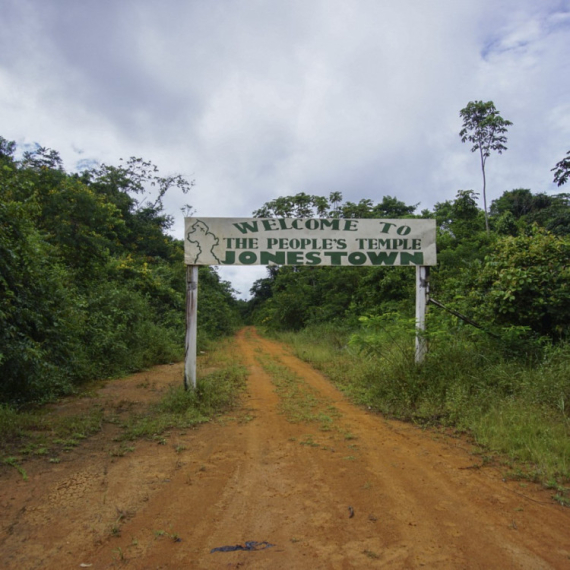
[415,265,429,364]
[184,265,198,390]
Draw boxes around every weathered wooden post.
[415,265,429,364]
[184,265,198,390]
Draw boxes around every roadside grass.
[119,362,247,441]
[0,337,247,473]
[0,405,105,478]
[470,401,570,481]
[266,321,570,501]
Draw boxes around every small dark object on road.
[210,541,275,553]
[348,506,355,518]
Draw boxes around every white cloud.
[1,0,569,297]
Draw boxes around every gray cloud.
[1,0,569,297]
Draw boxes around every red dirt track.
[1,327,570,569]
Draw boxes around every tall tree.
[459,101,512,234]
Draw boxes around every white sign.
[184,217,437,267]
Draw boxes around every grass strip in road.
[255,352,341,431]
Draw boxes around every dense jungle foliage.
[0,137,241,405]
[246,188,570,485]
[246,188,570,337]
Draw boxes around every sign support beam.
[415,265,429,364]
[183,217,437,383]
[184,265,198,390]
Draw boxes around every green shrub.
[469,228,570,338]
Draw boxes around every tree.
[490,188,539,220]
[372,195,418,218]
[252,193,334,218]
[434,190,484,240]
[490,189,570,236]
[470,229,570,338]
[459,101,513,234]
[552,151,570,187]
[0,136,16,160]
[21,145,64,171]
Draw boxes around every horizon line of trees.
[245,186,570,341]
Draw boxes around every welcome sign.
[184,218,437,267]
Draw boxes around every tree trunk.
[479,147,490,234]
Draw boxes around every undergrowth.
[0,338,247,472]
[120,363,247,440]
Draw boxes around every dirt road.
[2,328,570,569]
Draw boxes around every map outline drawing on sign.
[186,220,222,264]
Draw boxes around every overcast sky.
[1,0,569,298]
